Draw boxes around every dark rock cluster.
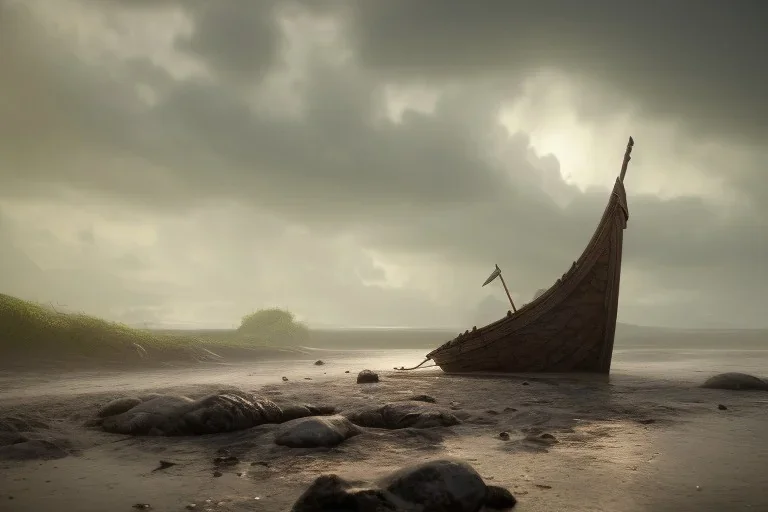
[291,459,516,511]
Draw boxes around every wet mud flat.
[0,368,767,511]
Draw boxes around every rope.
[394,358,432,371]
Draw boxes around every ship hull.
[426,176,630,374]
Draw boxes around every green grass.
[0,293,313,367]
[0,293,215,362]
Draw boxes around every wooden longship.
[424,137,635,374]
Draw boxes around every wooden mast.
[483,264,517,313]
[619,136,634,183]
[498,270,517,313]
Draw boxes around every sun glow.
[498,73,600,190]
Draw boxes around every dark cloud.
[175,0,283,84]
[347,0,768,145]
[0,0,766,328]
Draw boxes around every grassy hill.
[0,293,307,369]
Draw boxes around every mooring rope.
[394,358,433,371]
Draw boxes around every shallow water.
[1,343,766,402]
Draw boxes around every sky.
[1,0,767,329]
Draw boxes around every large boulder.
[357,370,379,384]
[701,372,768,391]
[97,397,142,418]
[99,390,329,436]
[344,401,460,430]
[0,439,71,461]
[280,404,336,422]
[275,415,360,448]
[291,459,516,511]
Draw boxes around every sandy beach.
[0,345,767,512]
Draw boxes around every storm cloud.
[0,0,765,328]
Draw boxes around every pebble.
[213,456,239,466]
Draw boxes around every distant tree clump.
[237,308,309,345]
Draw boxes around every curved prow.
[619,136,634,183]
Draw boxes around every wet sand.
[0,354,767,512]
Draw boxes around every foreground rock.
[291,459,516,511]
[0,414,71,461]
[98,390,334,436]
[275,415,360,448]
[357,369,379,384]
[701,373,768,391]
[0,439,71,460]
[345,401,460,429]
[97,397,143,418]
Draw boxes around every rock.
[357,370,379,384]
[290,475,371,512]
[503,407,518,413]
[499,431,510,440]
[718,404,728,410]
[100,395,194,435]
[450,401,461,410]
[407,394,436,404]
[382,459,507,511]
[291,459,515,511]
[280,404,336,422]
[282,376,289,382]
[213,471,222,477]
[344,401,460,429]
[522,381,530,386]
[132,504,151,510]
[702,373,768,391]
[213,456,239,466]
[97,397,142,418]
[314,360,325,366]
[0,439,70,461]
[275,415,360,448]
[344,370,350,373]
[525,433,558,445]
[485,485,518,509]
[100,390,331,436]
[637,419,656,425]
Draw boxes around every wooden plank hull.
[426,175,630,375]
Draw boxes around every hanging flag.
[482,264,501,287]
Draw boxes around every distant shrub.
[237,308,309,345]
